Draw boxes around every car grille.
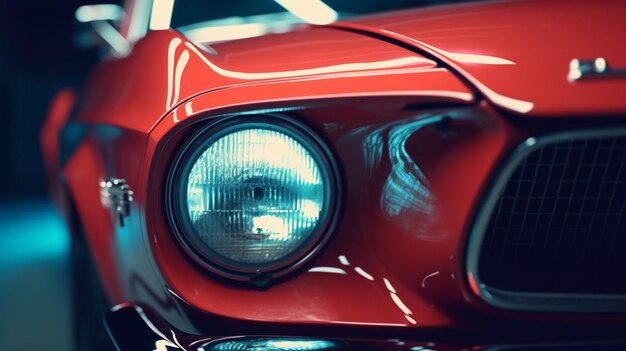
[477,131,626,297]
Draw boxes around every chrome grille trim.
[466,128,626,312]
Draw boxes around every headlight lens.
[187,128,324,264]
[170,117,338,279]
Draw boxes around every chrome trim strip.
[466,127,626,312]
[100,178,134,227]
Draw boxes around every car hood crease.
[335,0,626,117]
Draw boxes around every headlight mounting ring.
[165,114,341,284]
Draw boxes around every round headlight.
[169,116,339,280]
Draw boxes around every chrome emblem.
[568,57,626,82]
[99,178,133,227]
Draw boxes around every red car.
[42,0,626,350]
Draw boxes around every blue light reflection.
[382,118,435,224]
[209,337,338,351]
[362,115,445,240]
[0,199,71,350]
[0,200,69,266]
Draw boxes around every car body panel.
[339,0,626,116]
[54,23,479,334]
[41,88,75,203]
[41,0,626,348]
[104,303,626,351]
[145,98,492,331]
[74,27,471,134]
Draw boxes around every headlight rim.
[165,114,341,282]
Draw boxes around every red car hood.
[337,0,626,117]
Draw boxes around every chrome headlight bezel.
[166,114,341,283]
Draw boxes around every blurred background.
[0,1,112,350]
[0,0,106,199]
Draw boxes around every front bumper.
[105,304,438,351]
[105,304,626,351]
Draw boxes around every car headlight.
[168,116,340,282]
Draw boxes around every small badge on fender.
[99,178,133,227]
[568,57,626,82]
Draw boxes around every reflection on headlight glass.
[186,128,325,264]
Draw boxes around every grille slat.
[478,133,626,296]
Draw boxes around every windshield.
[171,0,476,28]
[163,0,478,43]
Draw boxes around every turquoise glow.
[209,338,338,351]
[0,200,69,266]
[0,199,72,350]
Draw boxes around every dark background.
[0,0,111,201]
[0,2,112,349]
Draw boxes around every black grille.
[478,133,626,295]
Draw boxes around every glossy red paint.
[136,30,477,328]
[64,138,125,302]
[41,88,74,202]
[337,0,626,116]
[145,97,484,330]
[107,302,626,351]
[56,22,480,332]
[76,27,453,134]
[41,0,626,348]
